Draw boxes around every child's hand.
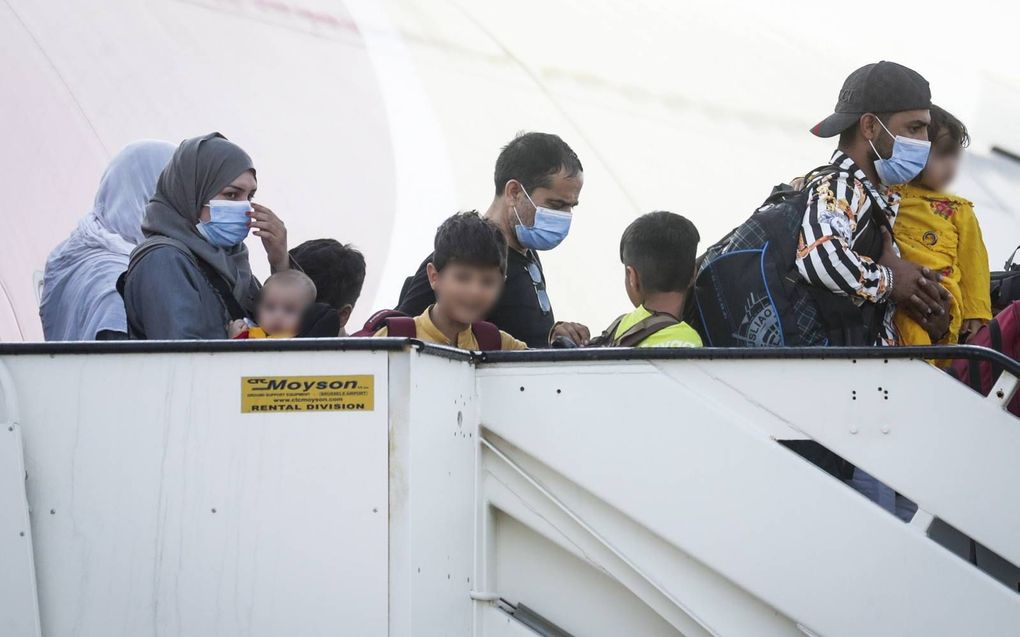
[227,319,247,339]
[960,318,986,343]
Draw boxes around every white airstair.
[1,340,1018,636]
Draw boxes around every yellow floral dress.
[891,184,991,347]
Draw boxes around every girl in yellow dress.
[893,105,991,350]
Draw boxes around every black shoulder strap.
[989,318,1003,384]
[968,357,983,391]
[589,314,628,348]
[1004,245,1020,271]
[194,259,248,321]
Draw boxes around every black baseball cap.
[811,61,931,138]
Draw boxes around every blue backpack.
[692,167,887,348]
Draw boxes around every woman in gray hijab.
[123,133,290,339]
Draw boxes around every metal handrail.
[478,344,1020,378]
[0,340,1015,380]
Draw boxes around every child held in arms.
[893,105,991,348]
[229,269,324,339]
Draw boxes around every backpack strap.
[115,271,128,299]
[384,316,417,339]
[989,318,1003,384]
[990,317,1003,351]
[613,313,681,348]
[589,314,628,348]
[470,321,503,351]
[968,351,984,392]
[194,258,248,321]
[1004,245,1020,271]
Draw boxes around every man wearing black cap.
[797,62,953,521]
[799,61,950,345]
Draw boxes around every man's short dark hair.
[929,104,969,152]
[288,239,366,310]
[620,211,700,293]
[434,211,508,274]
[493,132,583,196]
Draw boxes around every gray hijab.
[134,132,258,312]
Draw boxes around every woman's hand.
[249,203,289,272]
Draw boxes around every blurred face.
[427,261,505,325]
[917,134,961,192]
[257,281,310,336]
[199,170,257,222]
[505,168,583,227]
[861,109,930,159]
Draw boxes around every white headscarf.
[40,140,176,340]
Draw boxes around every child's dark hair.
[288,239,366,310]
[620,211,700,293]
[929,104,970,152]
[434,211,508,274]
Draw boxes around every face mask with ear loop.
[196,199,252,247]
[867,117,931,186]
[511,182,572,251]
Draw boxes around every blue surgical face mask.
[512,184,572,251]
[196,199,252,247]
[868,119,931,186]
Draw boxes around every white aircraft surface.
[2,0,1019,342]
[2,4,1020,635]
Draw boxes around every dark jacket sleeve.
[395,255,436,315]
[125,247,228,340]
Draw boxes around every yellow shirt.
[375,307,527,350]
[612,305,702,348]
[240,326,291,339]
[891,184,992,346]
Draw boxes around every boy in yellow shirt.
[592,211,703,348]
[375,211,526,350]
[894,105,991,346]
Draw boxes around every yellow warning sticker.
[241,375,374,413]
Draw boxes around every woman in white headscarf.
[40,140,176,340]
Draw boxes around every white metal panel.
[483,474,692,637]
[0,362,42,637]
[477,360,1020,637]
[5,349,390,637]
[663,357,1020,565]
[387,350,477,636]
[481,437,798,637]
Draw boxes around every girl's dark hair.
[929,104,970,151]
[433,211,508,274]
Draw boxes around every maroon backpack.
[950,301,1020,416]
[353,309,503,351]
